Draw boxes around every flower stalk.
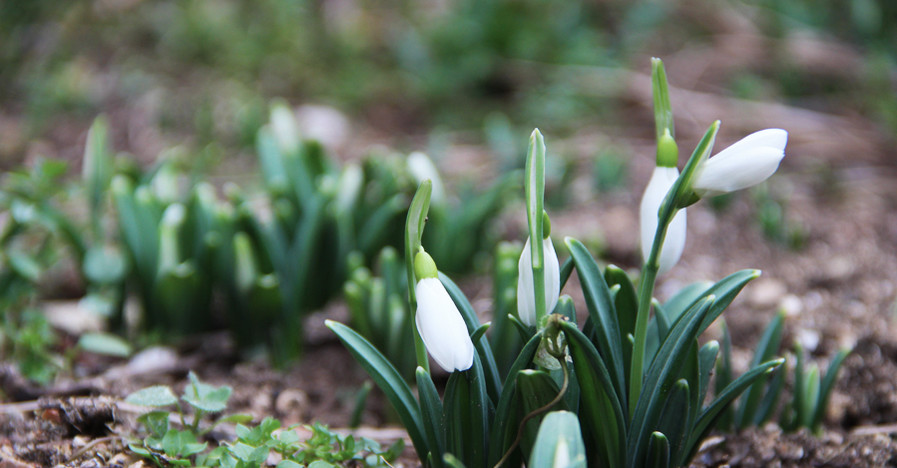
[405,180,433,373]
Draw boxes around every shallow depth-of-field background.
[1,0,897,466]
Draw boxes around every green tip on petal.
[656,128,679,168]
[542,210,551,238]
[414,249,439,280]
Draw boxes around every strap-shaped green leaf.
[529,411,586,468]
[83,116,111,236]
[560,321,625,468]
[325,320,427,458]
[736,310,785,429]
[440,272,502,404]
[697,341,720,421]
[559,255,574,290]
[662,281,713,324]
[811,348,851,432]
[646,301,672,365]
[256,127,288,191]
[112,178,160,290]
[802,364,821,428]
[714,321,735,430]
[684,358,784,464]
[667,270,760,338]
[489,242,523,379]
[646,432,670,468]
[605,264,637,385]
[444,355,490,468]
[516,370,568,459]
[680,341,701,438]
[471,323,491,344]
[628,297,712,468]
[564,237,626,401]
[754,363,785,426]
[654,379,689,464]
[416,367,445,468]
[793,344,808,429]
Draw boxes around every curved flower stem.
[494,359,569,468]
[406,181,433,373]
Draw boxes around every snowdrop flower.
[640,130,687,275]
[407,152,446,205]
[414,250,474,372]
[693,129,788,197]
[640,166,687,275]
[517,234,560,327]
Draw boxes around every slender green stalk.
[629,208,670,415]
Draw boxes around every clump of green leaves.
[716,312,851,434]
[125,372,401,467]
[329,131,782,467]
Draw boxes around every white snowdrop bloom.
[517,236,560,326]
[639,166,687,275]
[414,252,474,372]
[693,128,788,197]
[407,152,446,205]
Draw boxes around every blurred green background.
[2,0,894,169]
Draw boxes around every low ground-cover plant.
[329,59,796,467]
[125,372,402,467]
[716,312,851,434]
[0,102,515,368]
[0,158,82,382]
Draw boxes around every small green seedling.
[125,372,402,467]
[125,371,245,467]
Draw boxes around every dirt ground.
[3,113,897,466]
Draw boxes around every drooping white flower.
[517,236,560,326]
[640,166,687,275]
[693,129,788,197]
[414,251,474,372]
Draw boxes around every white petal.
[543,237,560,316]
[407,152,446,205]
[694,146,785,196]
[517,237,561,326]
[639,166,686,275]
[415,278,474,372]
[517,238,536,326]
[708,129,788,165]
